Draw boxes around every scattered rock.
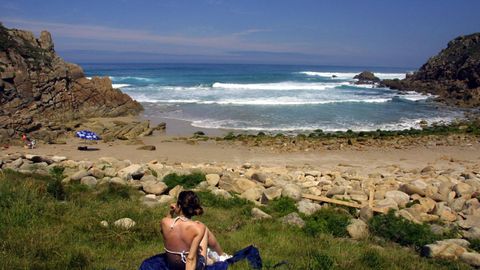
[110,177,127,186]
[100,220,109,227]
[385,190,410,207]
[375,198,398,210]
[326,186,346,197]
[281,184,302,201]
[71,170,90,181]
[280,212,305,228]
[359,206,374,222]
[347,219,369,240]
[169,185,184,198]
[158,195,175,204]
[117,164,145,180]
[263,186,283,201]
[421,240,467,260]
[251,173,267,183]
[137,145,156,151]
[297,200,321,216]
[241,187,263,202]
[80,176,97,188]
[453,183,475,197]
[251,208,272,220]
[143,181,168,195]
[234,178,258,193]
[211,189,232,199]
[460,252,480,267]
[206,174,220,186]
[113,218,136,230]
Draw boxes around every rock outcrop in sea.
[382,33,480,107]
[0,24,143,138]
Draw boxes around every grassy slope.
[0,170,471,270]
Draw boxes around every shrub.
[96,184,133,202]
[68,249,92,269]
[304,207,351,237]
[263,197,297,217]
[223,132,236,140]
[369,210,438,249]
[470,239,480,253]
[197,191,252,209]
[360,249,386,269]
[46,178,65,201]
[302,251,335,270]
[163,172,206,189]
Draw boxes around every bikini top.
[164,216,192,263]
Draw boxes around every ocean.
[83,63,464,133]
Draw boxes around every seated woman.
[161,191,227,270]
[139,190,262,270]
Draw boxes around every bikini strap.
[164,247,189,263]
[170,216,190,229]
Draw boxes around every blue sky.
[1,0,479,67]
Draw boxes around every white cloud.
[1,17,302,53]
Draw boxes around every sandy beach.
[3,125,480,175]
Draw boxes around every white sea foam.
[189,116,458,132]
[212,81,347,91]
[133,97,392,105]
[112,84,131,88]
[299,71,359,79]
[110,76,156,83]
[299,71,406,80]
[398,91,432,101]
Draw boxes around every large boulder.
[251,208,272,220]
[385,190,410,207]
[117,164,145,180]
[80,176,97,188]
[205,174,220,186]
[142,181,168,195]
[281,184,302,201]
[421,239,469,260]
[297,200,321,216]
[233,178,258,193]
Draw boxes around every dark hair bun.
[194,207,204,216]
[177,191,203,218]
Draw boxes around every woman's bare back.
[161,217,206,270]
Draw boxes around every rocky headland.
[382,33,480,108]
[0,24,143,142]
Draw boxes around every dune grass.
[0,169,471,270]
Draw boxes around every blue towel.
[139,245,262,270]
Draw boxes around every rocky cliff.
[382,33,480,107]
[0,24,143,137]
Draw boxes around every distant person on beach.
[21,133,36,149]
[161,191,228,270]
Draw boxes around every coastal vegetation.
[0,169,472,270]
[219,120,480,141]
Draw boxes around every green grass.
[261,197,297,217]
[162,172,206,189]
[304,207,352,237]
[0,170,472,269]
[369,210,439,250]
